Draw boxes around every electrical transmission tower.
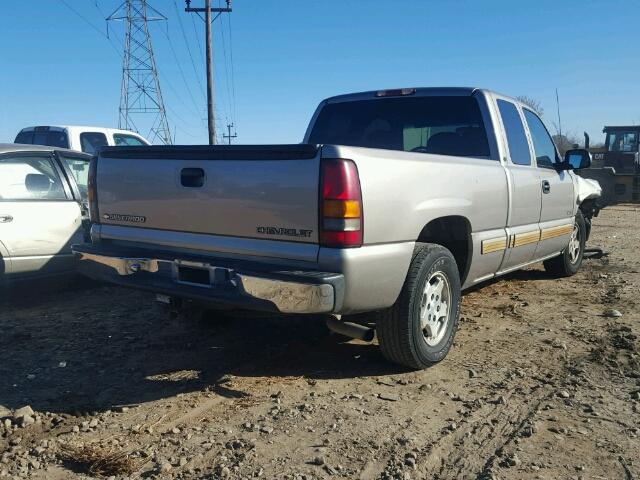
[107,1,172,145]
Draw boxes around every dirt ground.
[1,205,639,480]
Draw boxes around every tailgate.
[96,145,321,257]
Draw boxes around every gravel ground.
[1,205,639,480]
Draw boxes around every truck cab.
[15,126,150,155]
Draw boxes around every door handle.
[542,180,551,194]
[0,214,13,223]
[181,168,205,188]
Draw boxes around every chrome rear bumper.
[74,248,341,314]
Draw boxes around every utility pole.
[107,0,172,145]
[185,0,232,145]
[223,123,237,144]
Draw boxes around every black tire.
[543,210,586,277]
[376,243,461,369]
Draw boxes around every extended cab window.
[523,109,559,169]
[308,96,491,159]
[80,132,108,155]
[15,130,69,149]
[0,156,68,201]
[497,100,531,166]
[113,134,146,146]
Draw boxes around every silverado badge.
[103,213,146,223]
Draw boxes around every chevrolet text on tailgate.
[73,87,601,369]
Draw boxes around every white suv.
[15,126,150,155]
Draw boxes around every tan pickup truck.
[73,87,601,369]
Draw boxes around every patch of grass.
[59,444,140,477]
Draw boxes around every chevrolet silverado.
[72,87,601,369]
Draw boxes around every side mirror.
[563,149,591,170]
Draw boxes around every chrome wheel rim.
[568,222,581,264]
[419,271,451,346]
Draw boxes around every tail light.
[87,156,99,223]
[319,159,363,247]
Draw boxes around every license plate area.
[171,260,234,289]
[178,266,210,286]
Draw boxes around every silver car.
[0,143,91,282]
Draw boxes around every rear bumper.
[72,243,343,314]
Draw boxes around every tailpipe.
[584,132,590,150]
[326,316,375,342]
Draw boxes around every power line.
[227,11,237,125]
[172,0,207,101]
[162,29,206,119]
[217,0,234,125]
[94,1,125,51]
[190,8,206,66]
[59,0,122,58]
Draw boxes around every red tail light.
[87,156,99,223]
[320,159,363,247]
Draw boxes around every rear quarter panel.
[321,145,509,290]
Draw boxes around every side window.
[80,132,108,155]
[0,156,68,201]
[523,109,559,169]
[113,134,146,146]
[497,100,531,166]
[59,155,90,201]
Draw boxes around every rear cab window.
[308,95,492,159]
[113,133,147,146]
[80,132,109,155]
[15,129,69,149]
[497,99,532,166]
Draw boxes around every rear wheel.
[376,243,461,369]
[543,210,586,277]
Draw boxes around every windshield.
[307,96,491,158]
[607,131,639,152]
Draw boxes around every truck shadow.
[0,284,400,414]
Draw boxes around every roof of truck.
[322,87,481,104]
[0,143,91,156]
[603,125,640,132]
[17,125,144,135]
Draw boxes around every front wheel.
[376,243,461,369]
[543,210,586,277]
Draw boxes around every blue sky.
[1,0,638,145]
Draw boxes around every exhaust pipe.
[584,132,590,150]
[326,316,375,342]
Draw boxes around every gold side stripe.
[540,224,573,241]
[513,230,541,247]
[481,223,574,255]
[481,237,507,254]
